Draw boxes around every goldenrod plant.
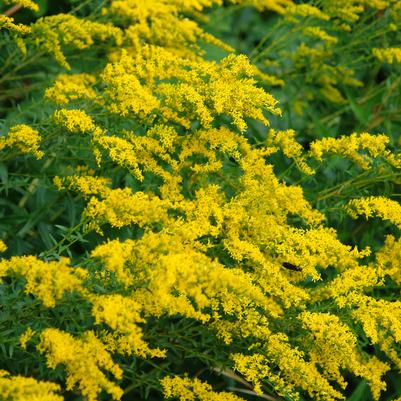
[1,1,401,401]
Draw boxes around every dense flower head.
[37,329,124,401]
[373,47,401,64]
[45,73,97,104]
[345,196,401,229]
[53,109,97,134]
[97,46,281,131]
[0,14,31,34]
[1,0,401,401]
[0,370,62,401]
[309,133,401,169]
[161,376,246,401]
[0,124,43,159]
[0,240,7,253]
[3,0,39,11]
[0,256,87,307]
[29,14,123,69]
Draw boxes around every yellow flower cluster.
[376,235,401,284]
[0,370,62,401]
[45,73,97,104]
[345,196,401,229]
[38,329,123,401]
[233,334,345,401]
[54,174,111,198]
[350,295,401,373]
[0,124,43,159]
[299,312,389,398]
[90,240,136,287]
[20,327,35,350]
[373,47,401,64]
[84,188,170,232]
[231,353,274,395]
[303,26,338,44]
[161,376,245,401]
[91,294,166,358]
[106,0,233,58]
[309,133,401,169]
[0,240,6,253]
[0,15,31,34]
[318,263,381,307]
[0,256,87,307]
[3,0,39,11]
[29,14,123,69]
[103,0,299,62]
[267,128,314,174]
[99,47,280,131]
[2,1,401,401]
[53,109,97,134]
[319,0,397,27]
[286,4,330,20]
[254,0,399,111]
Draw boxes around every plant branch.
[3,4,22,17]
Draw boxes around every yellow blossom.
[2,124,43,159]
[30,14,123,69]
[107,0,233,57]
[2,1,401,400]
[3,0,39,11]
[0,256,87,308]
[100,47,280,131]
[20,327,35,350]
[265,333,343,401]
[90,239,136,287]
[232,353,274,395]
[53,109,97,134]
[161,376,245,401]
[286,4,330,20]
[266,128,314,175]
[0,240,6,253]
[84,188,170,230]
[376,235,401,284]
[0,370,62,401]
[309,132,397,169]
[299,311,389,399]
[0,15,31,34]
[318,263,382,307]
[91,294,166,358]
[45,73,97,104]
[303,26,338,44]
[373,47,401,64]
[38,329,123,401]
[345,196,401,229]
[54,174,111,198]
[95,135,144,180]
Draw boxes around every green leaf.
[0,162,8,189]
[344,89,370,127]
[347,380,370,401]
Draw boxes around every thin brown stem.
[3,4,22,17]
[227,387,282,401]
